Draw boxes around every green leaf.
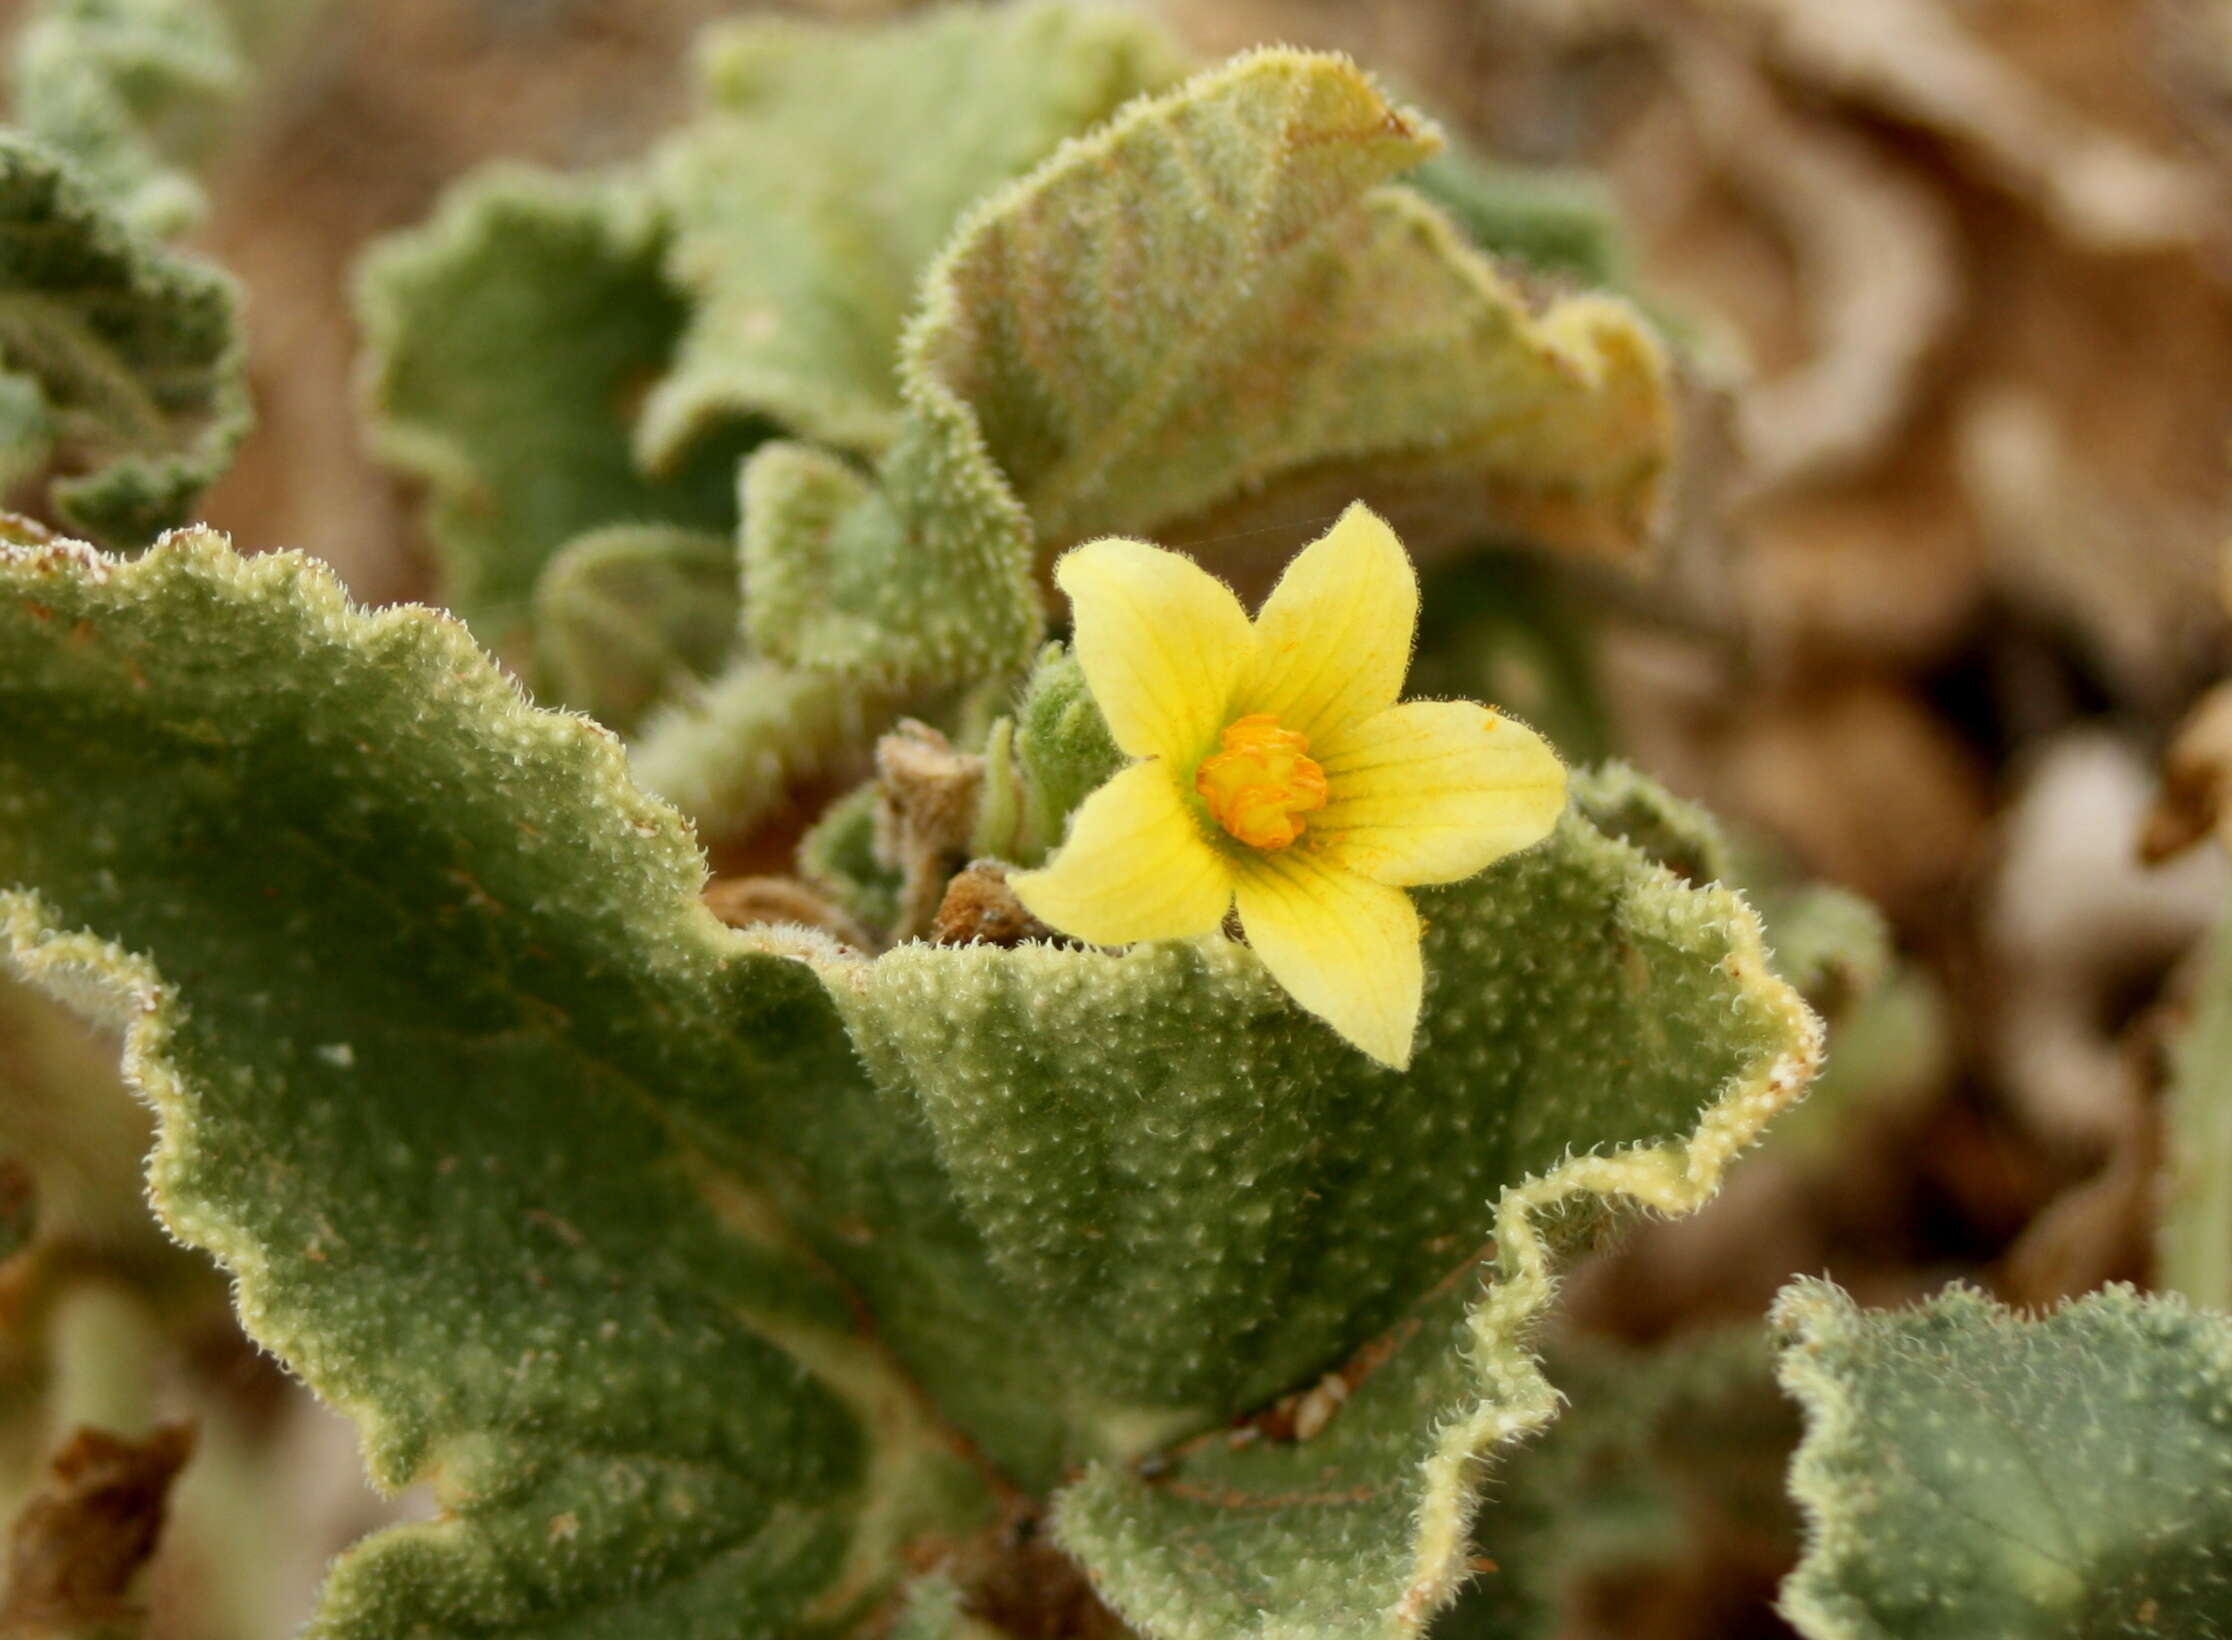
[2161,911,2232,1310]
[797,782,904,940]
[1406,552,1613,767]
[0,134,247,544]
[8,0,246,236]
[0,371,56,491]
[902,50,1671,560]
[1403,149,1627,291]
[637,0,1187,470]
[739,46,1673,682]
[356,167,755,660]
[1455,1327,1800,1632]
[628,656,900,841]
[838,766,1821,1625]
[0,529,996,1635]
[1773,1279,2232,1640]
[531,523,738,734]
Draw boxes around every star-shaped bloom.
[1010,503,1567,1069]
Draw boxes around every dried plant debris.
[0,1422,196,1637]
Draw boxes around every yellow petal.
[1056,537,1254,765]
[1241,502,1418,742]
[1310,700,1566,887]
[1009,760,1234,944]
[1231,849,1422,1070]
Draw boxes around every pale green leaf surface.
[842,767,1821,1626]
[638,0,1186,469]
[1774,1280,2232,1640]
[0,529,998,1636]
[356,168,754,660]
[9,0,245,236]
[531,523,738,734]
[0,135,246,544]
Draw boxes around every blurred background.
[2,1,2229,1635]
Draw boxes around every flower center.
[1193,713,1328,851]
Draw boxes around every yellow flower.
[1009,503,1567,1069]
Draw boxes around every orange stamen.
[1194,713,1328,850]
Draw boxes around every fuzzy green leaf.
[1444,1328,1800,1634]
[905,54,1669,559]
[1404,149,1627,291]
[0,135,247,544]
[8,0,245,236]
[0,530,996,1636]
[638,0,1186,470]
[531,523,738,734]
[1774,1280,2232,1640]
[837,767,1820,1630]
[356,168,755,660]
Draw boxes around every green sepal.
[980,642,1124,866]
[0,134,247,544]
[355,167,756,660]
[1774,1279,2232,1640]
[530,523,738,733]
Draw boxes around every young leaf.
[9,0,246,236]
[356,168,753,660]
[0,529,997,1636]
[1773,1280,2232,1640]
[530,523,738,734]
[0,135,247,545]
[638,0,1187,470]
